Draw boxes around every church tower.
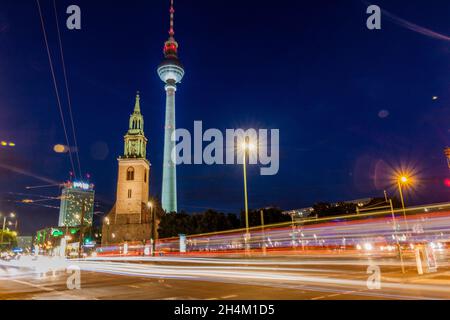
[115,93,150,218]
[102,93,155,246]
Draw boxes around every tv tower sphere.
[158,55,184,84]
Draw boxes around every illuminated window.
[128,189,132,198]
[127,167,135,181]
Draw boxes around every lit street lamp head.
[241,141,256,152]
[400,176,409,184]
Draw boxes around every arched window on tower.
[144,170,147,183]
[127,167,135,181]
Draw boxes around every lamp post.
[260,209,266,255]
[397,176,410,232]
[147,202,156,256]
[78,203,86,259]
[242,147,250,234]
[241,139,255,252]
[389,199,405,274]
[104,217,110,245]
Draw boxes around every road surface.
[1,254,449,300]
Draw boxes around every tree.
[312,202,357,218]
[157,212,192,238]
[0,230,18,251]
[191,210,236,234]
[158,210,240,238]
[312,197,403,219]
[241,207,291,228]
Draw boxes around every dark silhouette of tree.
[312,202,357,218]
[0,230,17,250]
[158,210,240,238]
[241,207,291,228]
[158,212,192,238]
[312,197,404,219]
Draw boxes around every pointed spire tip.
[134,91,141,113]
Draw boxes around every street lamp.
[147,201,156,256]
[241,139,255,252]
[397,175,411,232]
[389,199,405,273]
[104,217,110,245]
[78,201,87,259]
[0,212,16,248]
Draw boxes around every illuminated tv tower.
[158,0,184,213]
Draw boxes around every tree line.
[158,208,291,238]
[157,197,403,238]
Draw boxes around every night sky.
[0,0,449,235]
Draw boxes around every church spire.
[124,93,147,159]
[134,91,141,113]
[128,92,144,133]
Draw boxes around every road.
[1,254,450,300]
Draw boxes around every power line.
[52,0,82,179]
[36,0,77,179]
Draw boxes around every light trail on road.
[2,204,450,300]
[38,258,450,299]
[2,254,450,299]
[98,204,450,259]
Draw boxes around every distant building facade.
[58,181,95,227]
[284,198,374,221]
[283,207,316,221]
[16,236,32,252]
